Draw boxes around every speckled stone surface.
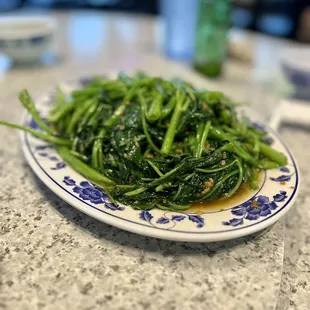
[0,99,284,310]
[0,11,304,310]
[275,126,310,310]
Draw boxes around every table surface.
[0,11,309,310]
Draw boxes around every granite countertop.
[0,120,285,310]
[0,60,285,310]
[275,126,310,310]
[0,11,309,310]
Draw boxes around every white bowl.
[0,16,56,63]
[281,46,310,98]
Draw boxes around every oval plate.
[21,79,300,242]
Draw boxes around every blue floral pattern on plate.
[35,144,66,170]
[58,163,293,229]
[62,179,205,229]
[139,211,204,229]
[270,165,294,183]
[223,190,288,227]
[63,177,124,211]
[270,175,293,182]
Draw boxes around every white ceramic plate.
[21,78,300,242]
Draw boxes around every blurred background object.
[281,46,310,99]
[194,0,232,78]
[233,0,310,42]
[0,16,55,63]
[0,0,309,117]
[1,0,310,43]
[159,0,198,61]
[0,0,158,14]
[297,6,310,42]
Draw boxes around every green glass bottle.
[194,0,232,78]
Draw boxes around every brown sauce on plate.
[189,172,264,214]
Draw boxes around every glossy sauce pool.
[189,172,264,214]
